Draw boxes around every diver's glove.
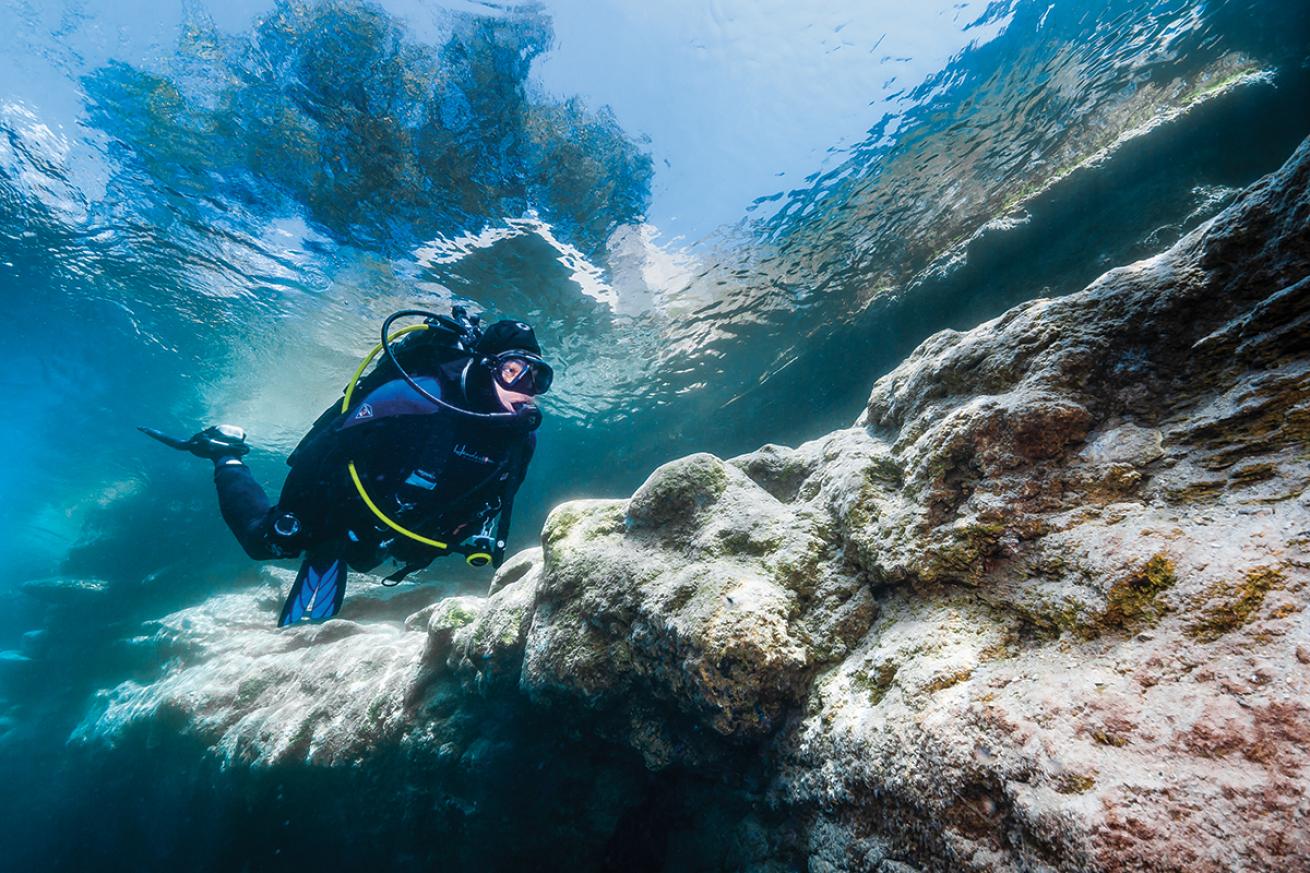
[138,424,250,462]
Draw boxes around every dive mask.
[492,351,553,395]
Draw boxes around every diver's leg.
[140,423,301,559]
[212,459,282,559]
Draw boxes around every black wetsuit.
[213,340,536,575]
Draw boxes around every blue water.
[1,0,1308,869]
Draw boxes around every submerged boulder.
[69,137,1310,871]
[524,465,873,766]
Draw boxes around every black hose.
[380,310,541,431]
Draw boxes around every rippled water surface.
[1,0,1307,605]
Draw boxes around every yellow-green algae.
[923,668,974,693]
[1101,553,1176,630]
[1011,553,1177,641]
[1053,773,1097,795]
[1186,565,1286,642]
[436,604,479,629]
[851,662,899,706]
[1090,729,1129,748]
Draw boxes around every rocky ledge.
[76,138,1310,871]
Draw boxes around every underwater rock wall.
[75,137,1310,871]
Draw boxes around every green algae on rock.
[1186,565,1288,642]
[1100,553,1177,632]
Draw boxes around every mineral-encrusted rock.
[75,138,1310,871]
[69,564,695,870]
[20,576,111,606]
[76,572,431,766]
[775,137,1310,870]
[521,460,874,767]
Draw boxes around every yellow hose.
[340,323,430,413]
[348,461,448,550]
[342,322,449,551]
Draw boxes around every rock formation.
[74,137,1310,871]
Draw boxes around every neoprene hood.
[477,319,542,356]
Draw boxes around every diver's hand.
[139,424,250,460]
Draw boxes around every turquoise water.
[0,0,1307,869]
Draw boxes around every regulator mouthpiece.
[511,402,542,431]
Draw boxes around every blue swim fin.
[277,550,347,627]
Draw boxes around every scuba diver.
[140,308,552,627]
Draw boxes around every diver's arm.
[489,434,534,567]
